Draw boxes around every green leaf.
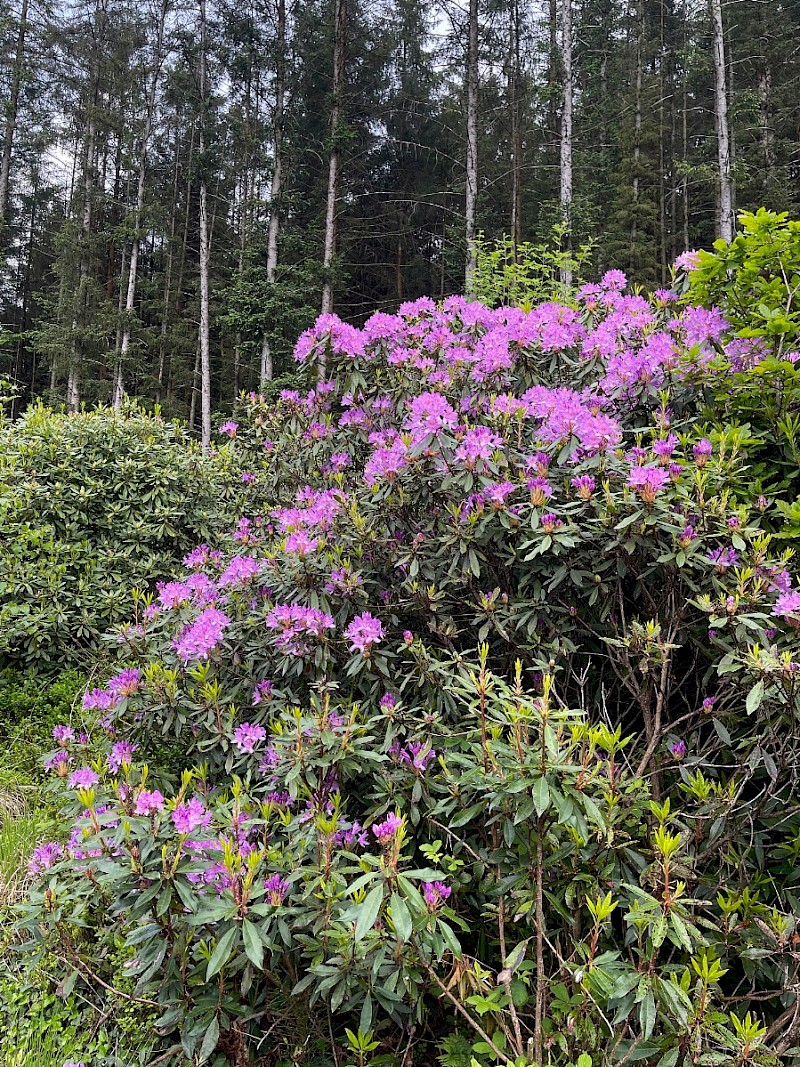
[206,925,238,980]
[355,883,384,941]
[242,918,264,970]
[746,680,764,715]
[390,892,413,941]
[198,1015,220,1063]
[532,776,550,817]
[639,989,656,1040]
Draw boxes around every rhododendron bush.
[18,271,800,1066]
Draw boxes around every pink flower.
[405,392,458,435]
[773,590,800,627]
[134,790,166,815]
[422,880,452,909]
[220,420,238,438]
[372,812,403,843]
[218,555,261,587]
[233,722,267,753]
[108,669,141,696]
[68,767,99,790]
[264,873,289,905]
[172,797,211,835]
[45,749,73,774]
[252,679,273,705]
[455,426,503,469]
[693,438,713,466]
[173,607,231,662]
[485,481,515,508]
[527,477,552,507]
[571,474,595,499]
[284,530,319,557]
[674,250,700,273]
[108,741,137,772]
[29,842,63,875]
[345,612,384,654]
[52,725,75,744]
[627,465,669,503]
[670,739,687,760]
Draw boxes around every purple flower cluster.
[172,797,212,835]
[233,722,268,753]
[266,603,335,655]
[29,841,63,875]
[372,812,403,843]
[134,789,166,815]
[68,767,99,790]
[627,465,670,503]
[422,880,452,909]
[173,606,231,662]
[264,873,290,905]
[345,612,384,654]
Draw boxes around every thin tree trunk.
[464,0,479,294]
[559,0,573,286]
[631,0,643,273]
[114,0,170,408]
[259,0,284,398]
[709,0,733,242]
[757,5,774,191]
[156,125,182,404]
[509,0,522,252]
[0,0,30,227]
[198,0,212,448]
[321,0,346,340]
[69,109,97,411]
[681,3,689,251]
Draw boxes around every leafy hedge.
[0,403,255,672]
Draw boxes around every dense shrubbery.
[15,221,800,1066]
[0,403,256,672]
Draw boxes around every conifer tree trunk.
[709,0,733,242]
[156,126,182,404]
[198,0,212,447]
[757,5,774,190]
[260,0,286,390]
[508,0,522,252]
[464,0,479,294]
[0,0,30,229]
[631,0,643,271]
[321,0,346,340]
[114,0,170,409]
[559,0,573,286]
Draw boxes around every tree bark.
[631,0,643,272]
[198,0,212,447]
[508,0,522,252]
[464,0,479,294]
[0,0,30,228]
[156,125,182,405]
[709,0,733,242]
[114,0,170,408]
[559,0,573,286]
[260,0,286,390]
[321,0,346,340]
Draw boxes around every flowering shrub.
[18,273,800,1065]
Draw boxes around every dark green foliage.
[0,403,249,671]
[0,669,84,778]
